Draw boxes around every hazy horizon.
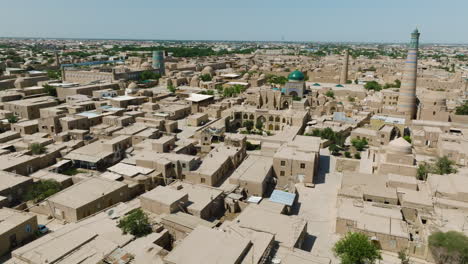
[1,0,467,44]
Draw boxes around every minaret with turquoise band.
[397,28,420,119]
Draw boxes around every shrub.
[354,153,361,159]
[344,151,351,158]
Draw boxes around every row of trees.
[334,231,468,264]
[383,79,401,89]
[266,74,288,85]
[23,180,62,203]
[364,81,383,91]
[417,156,457,180]
[305,128,346,156]
[110,45,255,57]
[140,71,160,81]
[364,79,401,91]
[222,84,247,97]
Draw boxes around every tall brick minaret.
[339,49,349,84]
[397,28,420,119]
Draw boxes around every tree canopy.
[140,71,160,81]
[118,209,152,237]
[455,101,468,115]
[23,180,61,203]
[200,74,212,82]
[417,156,457,180]
[266,74,288,85]
[325,90,335,98]
[43,84,57,97]
[429,231,468,264]
[30,143,46,155]
[333,232,381,264]
[7,115,18,124]
[364,81,382,91]
[351,138,368,151]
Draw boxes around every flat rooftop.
[164,225,251,264]
[48,177,126,209]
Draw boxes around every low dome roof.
[141,62,151,67]
[127,82,138,89]
[387,137,412,154]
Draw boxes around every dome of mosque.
[288,70,305,81]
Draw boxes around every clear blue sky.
[1,0,467,43]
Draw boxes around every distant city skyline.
[1,0,467,44]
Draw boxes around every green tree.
[140,71,160,81]
[455,101,468,115]
[243,120,254,131]
[118,209,152,237]
[332,133,345,147]
[255,120,264,130]
[364,81,382,91]
[321,127,335,140]
[311,129,321,137]
[417,162,430,180]
[348,96,355,102]
[199,90,214,95]
[43,84,57,97]
[333,232,381,264]
[403,135,412,143]
[23,180,61,203]
[7,115,18,124]
[266,74,288,85]
[351,138,368,151]
[394,79,401,88]
[354,153,361,159]
[428,231,468,264]
[433,156,457,175]
[215,84,223,92]
[398,250,410,264]
[200,74,212,82]
[246,141,260,151]
[329,144,340,156]
[325,90,335,98]
[167,83,176,93]
[30,143,46,155]
[46,70,61,80]
[344,151,352,158]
